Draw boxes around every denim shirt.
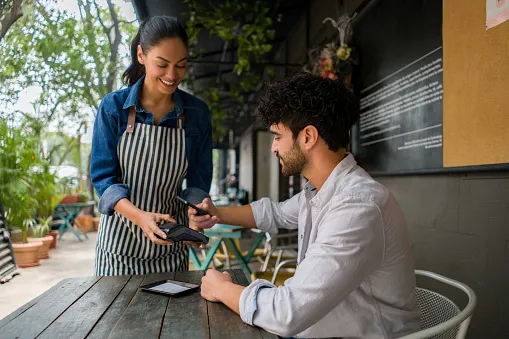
[242,154,420,339]
[90,77,212,215]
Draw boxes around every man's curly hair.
[256,72,360,152]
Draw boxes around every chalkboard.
[351,0,444,174]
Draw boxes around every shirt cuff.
[239,279,276,325]
[98,184,130,215]
[250,198,278,233]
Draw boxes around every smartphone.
[140,279,200,296]
[176,196,209,216]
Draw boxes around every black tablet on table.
[140,279,200,296]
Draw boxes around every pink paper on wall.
[487,0,509,29]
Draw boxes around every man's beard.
[277,143,307,177]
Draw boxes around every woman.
[90,16,212,276]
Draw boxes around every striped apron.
[95,106,189,276]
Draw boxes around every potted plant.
[28,216,53,259]
[0,116,43,267]
[30,160,62,248]
[48,226,59,249]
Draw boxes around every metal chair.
[270,264,477,339]
[260,229,298,272]
[398,270,477,339]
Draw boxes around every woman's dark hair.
[256,72,360,152]
[123,16,189,87]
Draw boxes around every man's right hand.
[189,198,220,229]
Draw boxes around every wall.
[239,128,280,202]
[285,0,509,337]
[239,126,254,200]
[376,173,509,338]
[256,131,273,200]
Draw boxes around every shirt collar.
[122,76,184,117]
[307,153,357,208]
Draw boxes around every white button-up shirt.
[240,154,420,339]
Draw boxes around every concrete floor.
[0,231,97,320]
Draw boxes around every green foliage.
[0,1,137,128]
[184,0,275,142]
[0,114,39,242]
[33,216,53,238]
[0,112,65,241]
[30,158,62,219]
[0,0,138,208]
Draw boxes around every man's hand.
[185,218,206,249]
[189,198,220,229]
[201,269,233,302]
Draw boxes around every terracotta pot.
[28,236,53,259]
[9,228,23,243]
[75,215,94,233]
[92,217,100,231]
[47,230,58,249]
[12,241,42,268]
[60,194,83,204]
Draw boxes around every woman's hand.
[134,211,175,245]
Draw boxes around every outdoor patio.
[0,232,97,319]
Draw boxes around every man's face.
[270,123,307,177]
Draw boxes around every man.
[190,72,421,338]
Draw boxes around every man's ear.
[301,125,319,150]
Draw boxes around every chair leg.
[203,248,216,269]
[261,249,273,272]
[221,241,230,269]
[275,249,284,270]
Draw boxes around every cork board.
[443,0,509,167]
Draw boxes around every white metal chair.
[260,230,298,272]
[270,265,477,339]
[398,270,477,339]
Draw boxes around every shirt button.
[301,235,303,239]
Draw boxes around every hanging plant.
[183,0,275,143]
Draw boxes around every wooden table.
[0,269,277,339]
[54,201,96,242]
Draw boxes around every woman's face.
[137,37,188,95]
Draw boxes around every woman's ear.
[137,45,145,65]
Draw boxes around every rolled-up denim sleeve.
[91,99,130,215]
[249,192,301,234]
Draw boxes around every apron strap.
[127,106,136,134]
[127,106,184,131]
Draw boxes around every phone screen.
[146,280,198,294]
[148,282,190,294]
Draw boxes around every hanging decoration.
[306,14,357,90]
